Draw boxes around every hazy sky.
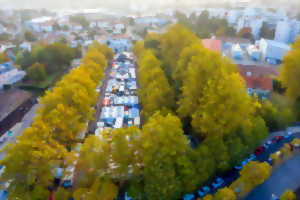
[0,0,298,10]
[0,0,230,9]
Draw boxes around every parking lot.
[95,52,140,136]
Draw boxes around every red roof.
[238,64,279,77]
[240,72,273,91]
[201,39,222,52]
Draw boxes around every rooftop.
[201,39,222,53]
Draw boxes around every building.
[236,16,263,40]
[258,39,291,65]
[289,20,300,43]
[25,16,55,33]
[106,34,132,53]
[0,68,26,90]
[274,20,291,44]
[239,65,274,99]
[201,38,222,53]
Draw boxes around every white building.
[259,39,291,65]
[227,10,243,25]
[274,20,291,44]
[0,69,26,90]
[25,16,54,33]
[289,20,300,43]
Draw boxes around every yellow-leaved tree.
[280,38,300,100]
[177,47,256,137]
[137,50,175,121]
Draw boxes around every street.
[245,154,300,200]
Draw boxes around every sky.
[0,0,298,10]
[0,0,230,9]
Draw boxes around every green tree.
[69,14,89,29]
[280,190,296,200]
[24,31,37,42]
[26,62,46,82]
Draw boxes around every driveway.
[244,154,300,200]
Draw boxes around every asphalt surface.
[0,104,39,160]
[181,132,300,200]
[244,154,300,200]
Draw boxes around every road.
[181,132,300,200]
[0,104,39,160]
[244,154,300,200]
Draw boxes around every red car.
[272,136,283,143]
[254,146,265,156]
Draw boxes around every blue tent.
[0,190,7,200]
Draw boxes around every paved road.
[0,104,39,160]
[244,154,300,200]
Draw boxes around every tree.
[0,123,68,200]
[0,52,9,63]
[26,62,46,82]
[0,33,10,41]
[24,31,37,42]
[178,48,256,137]
[280,38,300,100]
[137,50,175,120]
[87,41,114,61]
[69,14,89,29]
[159,24,199,77]
[238,27,253,40]
[260,22,275,39]
[52,22,61,31]
[130,112,192,200]
[280,190,296,200]
[214,187,237,200]
[230,161,271,198]
[81,48,107,68]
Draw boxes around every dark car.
[272,136,283,143]
[254,146,265,156]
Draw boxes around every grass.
[19,72,59,96]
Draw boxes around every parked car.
[183,194,195,200]
[234,159,248,170]
[264,140,272,149]
[198,186,211,197]
[254,146,265,156]
[247,154,256,162]
[272,136,283,143]
[284,132,293,139]
[212,177,224,189]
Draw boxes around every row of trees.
[0,46,110,199]
[130,24,270,199]
[175,11,236,38]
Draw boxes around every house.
[106,34,132,53]
[25,16,55,33]
[275,20,291,44]
[236,16,263,40]
[19,42,32,52]
[239,66,273,99]
[201,39,222,53]
[0,68,26,90]
[258,39,291,65]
